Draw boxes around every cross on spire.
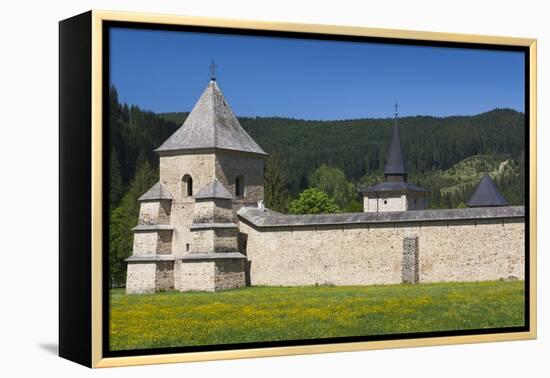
[384,100,407,178]
[394,101,399,118]
[209,60,217,81]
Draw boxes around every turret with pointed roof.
[467,174,509,207]
[383,116,407,180]
[361,104,428,212]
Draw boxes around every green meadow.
[109,281,524,351]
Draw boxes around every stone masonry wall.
[132,230,173,255]
[157,230,173,254]
[139,202,161,225]
[192,228,239,253]
[239,217,525,286]
[160,151,264,257]
[160,153,216,200]
[138,200,172,225]
[160,153,216,256]
[178,261,216,292]
[193,199,233,223]
[158,200,172,224]
[215,259,246,290]
[155,261,175,290]
[173,259,183,290]
[126,261,175,293]
[132,232,158,255]
[169,201,194,256]
[126,263,157,294]
[215,151,264,209]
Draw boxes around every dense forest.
[108,86,525,284]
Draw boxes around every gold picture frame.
[59,9,537,368]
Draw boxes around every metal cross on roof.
[209,60,217,81]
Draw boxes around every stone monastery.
[125,79,525,294]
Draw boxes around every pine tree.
[264,154,290,213]
[109,148,124,211]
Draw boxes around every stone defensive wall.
[237,206,525,286]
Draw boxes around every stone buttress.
[125,182,175,294]
[176,179,247,292]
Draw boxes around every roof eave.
[155,146,268,158]
[238,206,525,228]
[360,184,429,194]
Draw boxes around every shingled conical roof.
[194,178,233,200]
[384,120,407,176]
[467,174,509,207]
[156,80,266,156]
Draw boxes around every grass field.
[109,281,525,351]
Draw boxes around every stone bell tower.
[361,103,429,212]
[125,77,267,294]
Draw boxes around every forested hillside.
[109,86,525,212]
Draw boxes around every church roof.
[194,178,233,200]
[384,120,407,175]
[467,174,509,207]
[156,80,267,156]
[138,182,173,201]
[361,181,428,194]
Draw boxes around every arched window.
[182,174,193,197]
[235,175,245,197]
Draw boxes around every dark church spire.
[467,174,509,207]
[383,102,407,181]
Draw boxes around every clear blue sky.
[110,27,525,120]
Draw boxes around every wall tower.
[361,104,429,212]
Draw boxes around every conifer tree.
[109,148,124,211]
[264,153,290,213]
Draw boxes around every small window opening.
[235,175,245,197]
[383,200,388,205]
[186,243,190,252]
[182,174,193,197]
